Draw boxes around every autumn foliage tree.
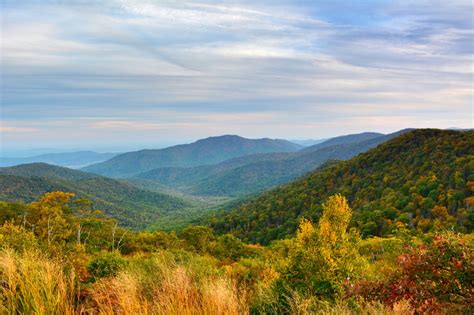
[25,191,75,247]
[281,194,367,299]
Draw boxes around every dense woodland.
[0,129,473,314]
[210,129,474,244]
[0,163,196,229]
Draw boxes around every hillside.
[134,130,409,197]
[0,151,117,168]
[191,130,410,196]
[209,129,474,244]
[301,132,383,152]
[0,163,193,229]
[133,152,291,189]
[291,138,327,146]
[83,135,302,178]
[0,162,98,181]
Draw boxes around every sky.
[1,0,473,154]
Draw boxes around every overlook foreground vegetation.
[1,191,473,314]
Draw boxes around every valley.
[1,128,472,314]
[1,129,421,230]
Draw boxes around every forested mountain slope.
[0,163,192,229]
[133,152,292,190]
[0,162,97,180]
[83,135,302,178]
[209,129,474,244]
[134,130,411,197]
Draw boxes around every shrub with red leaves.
[351,233,474,313]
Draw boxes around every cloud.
[1,0,472,150]
[0,124,38,133]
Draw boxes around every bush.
[87,252,127,280]
[352,232,474,313]
[0,223,38,251]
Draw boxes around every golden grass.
[88,272,150,314]
[285,296,414,315]
[0,249,413,315]
[316,300,414,315]
[89,258,248,315]
[0,249,76,315]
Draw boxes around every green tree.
[179,226,215,254]
[213,234,246,260]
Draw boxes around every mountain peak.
[196,135,244,142]
[83,135,302,177]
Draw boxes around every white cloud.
[1,0,472,149]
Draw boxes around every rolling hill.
[82,135,303,178]
[133,152,292,189]
[291,138,327,146]
[301,132,383,152]
[0,151,117,168]
[133,130,410,197]
[208,129,474,244]
[0,163,194,229]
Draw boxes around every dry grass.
[0,249,76,315]
[0,249,247,315]
[87,272,150,314]
[284,294,414,315]
[316,300,414,315]
[89,258,248,315]
[0,249,414,315]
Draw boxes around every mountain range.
[131,130,409,197]
[0,130,410,230]
[0,151,118,168]
[300,132,383,152]
[82,135,303,177]
[209,129,474,244]
[3,128,468,237]
[290,139,327,146]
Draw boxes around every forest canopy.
[209,129,474,244]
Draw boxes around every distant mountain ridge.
[0,162,97,181]
[0,163,193,229]
[133,130,411,197]
[291,139,327,146]
[301,132,383,152]
[82,135,303,177]
[0,151,117,168]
